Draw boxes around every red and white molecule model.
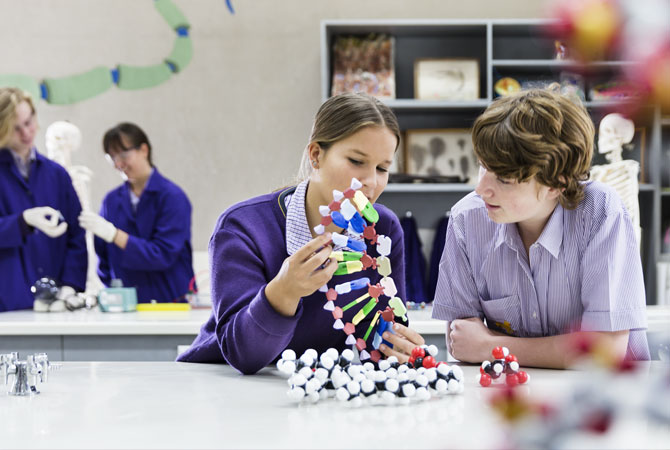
[477,346,530,387]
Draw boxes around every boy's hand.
[379,322,425,363]
[449,317,501,362]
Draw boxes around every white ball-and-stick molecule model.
[314,178,408,362]
[277,346,464,407]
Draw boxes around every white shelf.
[384,183,652,194]
[584,100,641,108]
[384,183,475,193]
[492,59,638,68]
[382,99,489,110]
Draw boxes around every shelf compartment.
[322,20,488,102]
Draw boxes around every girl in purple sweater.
[179,93,425,374]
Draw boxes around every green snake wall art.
[0,0,234,105]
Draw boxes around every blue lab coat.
[0,149,87,312]
[95,169,194,303]
[428,214,450,302]
[400,215,429,303]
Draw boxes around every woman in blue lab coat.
[79,123,194,303]
[0,87,87,312]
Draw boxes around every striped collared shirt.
[285,180,364,255]
[11,147,37,179]
[432,181,649,360]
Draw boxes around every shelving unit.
[321,19,666,304]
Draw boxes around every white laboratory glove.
[57,285,85,311]
[22,206,68,238]
[78,211,117,243]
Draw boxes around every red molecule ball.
[326,288,338,302]
[516,370,529,384]
[505,354,518,364]
[479,373,492,387]
[408,356,416,366]
[411,347,425,359]
[343,188,356,199]
[505,373,519,387]
[492,346,505,360]
[422,356,436,369]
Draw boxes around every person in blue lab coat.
[0,87,87,312]
[78,123,195,303]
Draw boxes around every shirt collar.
[494,204,563,258]
[10,147,37,164]
[535,204,563,258]
[285,180,360,255]
[494,223,518,251]
[125,168,157,192]
[285,180,314,255]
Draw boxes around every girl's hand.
[379,322,425,363]
[265,233,337,316]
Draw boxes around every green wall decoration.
[0,0,193,105]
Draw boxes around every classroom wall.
[0,0,545,250]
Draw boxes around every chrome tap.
[7,360,42,396]
[0,352,18,385]
[2,352,58,396]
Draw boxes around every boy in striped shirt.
[432,87,649,367]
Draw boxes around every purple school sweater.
[177,187,406,374]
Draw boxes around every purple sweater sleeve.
[209,226,302,374]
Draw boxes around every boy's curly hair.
[472,85,594,209]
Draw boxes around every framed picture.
[330,34,395,99]
[413,58,479,101]
[592,127,647,182]
[403,129,478,184]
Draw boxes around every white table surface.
[1,361,668,449]
[0,305,667,336]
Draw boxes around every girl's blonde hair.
[472,85,594,209]
[0,87,36,148]
[297,92,400,181]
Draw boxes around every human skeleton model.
[589,113,640,244]
[45,121,103,295]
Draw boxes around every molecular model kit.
[477,346,530,387]
[277,346,464,407]
[313,177,408,361]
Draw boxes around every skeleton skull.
[45,121,82,168]
[598,113,635,163]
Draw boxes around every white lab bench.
[1,361,668,449]
[0,306,667,361]
[0,307,446,361]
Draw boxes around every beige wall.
[1,0,545,250]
